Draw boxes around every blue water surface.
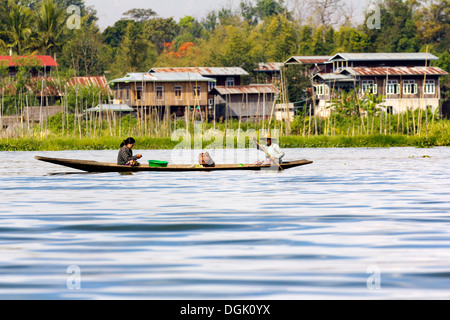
[0,147,449,299]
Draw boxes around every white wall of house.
[383,98,440,114]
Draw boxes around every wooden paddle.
[253,137,284,171]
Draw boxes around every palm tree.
[34,0,67,56]
[0,5,34,55]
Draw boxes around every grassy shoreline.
[1,134,448,151]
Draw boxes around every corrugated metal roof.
[340,67,448,76]
[67,76,109,88]
[212,84,280,95]
[87,104,134,112]
[254,62,283,72]
[329,53,439,62]
[0,55,59,67]
[313,73,355,82]
[149,67,249,76]
[25,77,62,96]
[285,56,332,65]
[110,72,215,83]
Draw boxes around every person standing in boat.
[117,137,142,166]
[253,132,285,165]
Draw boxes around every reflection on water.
[0,148,449,299]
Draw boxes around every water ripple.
[0,148,450,299]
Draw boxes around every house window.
[174,86,182,100]
[424,80,435,95]
[156,86,164,100]
[126,86,130,100]
[386,106,394,114]
[315,85,324,96]
[9,70,17,77]
[387,80,400,95]
[208,81,216,91]
[226,77,235,87]
[116,84,122,99]
[208,98,214,106]
[193,86,201,99]
[403,80,417,95]
[136,86,143,100]
[362,80,377,94]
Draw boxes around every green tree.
[285,64,311,103]
[298,25,314,55]
[60,16,107,76]
[0,4,34,55]
[415,0,450,52]
[202,11,218,32]
[174,16,203,47]
[213,25,255,70]
[144,17,179,54]
[363,0,419,52]
[122,8,157,22]
[255,0,288,20]
[263,15,297,61]
[110,22,157,77]
[101,20,133,48]
[240,0,258,26]
[334,26,370,53]
[34,0,67,56]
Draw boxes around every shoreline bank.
[1,134,448,151]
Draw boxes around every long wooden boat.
[35,156,313,173]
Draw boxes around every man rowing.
[253,132,285,166]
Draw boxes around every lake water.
[0,147,449,300]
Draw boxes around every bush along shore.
[1,133,449,152]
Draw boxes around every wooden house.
[210,84,280,119]
[310,53,448,116]
[109,72,216,118]
[284,56,332,75]
[253,63,284,85]
[148,67,249,113]
[148,67,248,88]
[0,55,58,78]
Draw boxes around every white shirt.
[257,142,285,161]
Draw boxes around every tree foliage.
[0,0,447,80]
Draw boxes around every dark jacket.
[117,146,138,165]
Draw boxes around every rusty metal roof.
[149,67,249,76]
[340,67,448,76]
[211,84,280,95]
[24,77,62,96]
[285,56,332,65]
[329,53,439,62]
[67,76,109,88]
[254,62,283,72]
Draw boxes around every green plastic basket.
[148,160,169,168]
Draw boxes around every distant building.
[67,76,113,96]
[210,84,280,119]
[310,53,448,116]
[109,72,216,118]
[0,55,58,78]
[284,56,333,75]
[148,67,249,114]
[253,62,284,85]
[148,67,248,88]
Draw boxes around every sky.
[84,0,370,30]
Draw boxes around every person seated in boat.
[253,132,285,166]
[117,137,142,166]
[198,152,215,168]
